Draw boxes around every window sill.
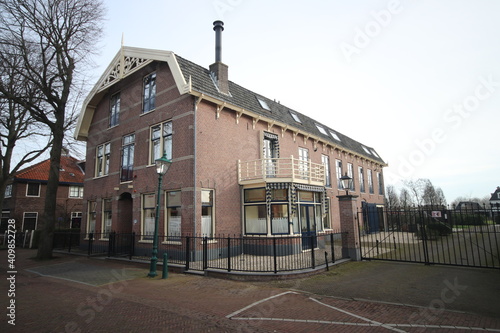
[139,240,153,244]
[162,241,182,245]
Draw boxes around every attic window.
[371,149,379,158]
[315,124,328,135]
[257,97,271,111]
[329,131,341,141]
[362,146,372,155]
[290,111,301,123]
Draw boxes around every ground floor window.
[71,212,82,229]
[142,193,156,240]
[22,212,37,231]
[102,199,112,238]
[271,204,289,234]
[165,190,181,237]
[87,201,96,235]
[201,189,214,237]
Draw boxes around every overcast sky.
[83,0,499,203]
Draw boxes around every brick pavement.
[2,249,500,332]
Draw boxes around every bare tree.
[0,48,52,216]
[399,188,413,209]
[0,0,105,259]
[403,179,426,206]
[385,185,400,209]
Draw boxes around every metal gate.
[358,206,500,269]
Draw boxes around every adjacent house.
[490,186,500,209]
[74,21,386,245]
[1,154,85,232]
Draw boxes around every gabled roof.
[14,156,85,184]
[75,46,386,165]
[490,186,500,202]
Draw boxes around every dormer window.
[329,131,341,141]
[315,124,328,135]
[257,97,271,111]
[371,150,379,158]
[290,111,301,123]
[362,146,372,155]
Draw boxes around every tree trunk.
[36,124,64,260]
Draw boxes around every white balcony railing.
[238,157,325,186]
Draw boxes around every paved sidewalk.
[1,249,499,332]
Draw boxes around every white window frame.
[150,121,172,165]
[164,190,182,240]
[5,184,12,198]
[335,159,343,190]
[347,163,355,191]
[121,133,135,182]
[201,189,215,238]
[109,92,120,127]
[69,186,83,198]
[141,193,156,241]
[322,155,331,187]
[359,167,365,193]
[368,169,374,194]
[26,182,40,197]
[95,142,111,177]
[101,198,112,239]
[142,72,157,113]
[86,201,97,237]
[22,212,38,231]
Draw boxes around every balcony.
[238,157,325,186]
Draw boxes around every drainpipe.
[193,97,198,237]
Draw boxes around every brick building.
[74,21,386,245]
[2,155,85,232]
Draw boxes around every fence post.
[88,232,94,256]
[129,232,135,260]
[203,237,208,270]
[330,233,335,263]
[185,236,191,271]
[227,236,231,272]
[337,194,361,260]
[311,236,316,269]
[162,253,168,279]
[273,237,278,274]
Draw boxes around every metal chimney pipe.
[213,20,224,62]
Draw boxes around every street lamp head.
[155,154,172,175]
[340,172,352,195]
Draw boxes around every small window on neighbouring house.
[290,111,301,123]
[315,124,328,135]
[69,186,83,198]
[26,183,40,197]
[5,184,12,198]
[257,97,271,111]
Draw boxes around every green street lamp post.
[148,153,172,278]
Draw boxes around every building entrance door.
[300,205,317,250]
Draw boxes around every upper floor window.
[5,184,12,198]
[377,172,384,195]
[143,72,156,113]
[109,92,120,127]
[359,167,365,193]
[96,142,111,177]
[347,163,355,191]
[368,169,374,194]
[335,159,343,190]
[121,134,135,182]
[322,155,331,187]
[69,186,84,198]
[26,183,40,197]
[150,121,172,164]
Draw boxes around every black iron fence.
[53,231,347,274]
[358,205,500,269]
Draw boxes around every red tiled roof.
[15,156,85,184]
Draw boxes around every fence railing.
[358,205,500,269]
[53,231,347,274]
